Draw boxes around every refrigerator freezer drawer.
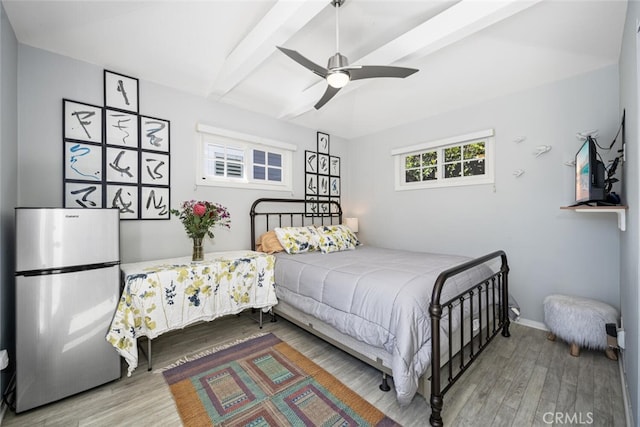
[16,265,121,412]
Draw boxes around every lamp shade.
[344,217,359,233]
[327,71,350,88]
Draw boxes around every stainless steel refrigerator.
[14,208,121,412]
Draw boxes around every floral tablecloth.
[106,251,277,375]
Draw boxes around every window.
[392,129,494,190]
[196,124,295,191]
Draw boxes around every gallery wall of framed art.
[63,70,171,220]
[305,131,341,216]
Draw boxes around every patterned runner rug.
[162,333,400,426]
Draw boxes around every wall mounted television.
[575,136,606,205]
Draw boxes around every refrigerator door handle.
[17,261,120,277]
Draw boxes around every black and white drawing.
[317,132,329,154]
[141,152,169,186]
[104,70,139,113]
[106,147,138,184]
[140,116,170,152]
[64,182,103,209]
[141,186,170,219]
[64,99,103,144]
[305,150,317,173]
[107,184,138,219]
[106,109,139,147]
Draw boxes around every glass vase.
[192,237,204,262]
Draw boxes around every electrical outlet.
[0,350,8,370]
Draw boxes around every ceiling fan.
[277,0,419,110]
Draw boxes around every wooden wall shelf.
[560,205,628,231]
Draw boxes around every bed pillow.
[255,230,285,254]
[274,226,321,254]
[316,224,360,253]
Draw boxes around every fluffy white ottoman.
[543,294,618,360]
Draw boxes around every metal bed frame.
[250,197,510,426]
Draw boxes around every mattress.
[273,245,495,405]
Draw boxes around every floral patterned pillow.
[274,226,321,254]
[316,225,360,253]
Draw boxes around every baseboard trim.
[513,317,548,331]
[618,350,634,427]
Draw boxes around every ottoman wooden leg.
[547,332,556,341]
[605,348,618,361]
[570,342,580,357]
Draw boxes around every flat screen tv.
[575,136,605,204]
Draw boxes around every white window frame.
[392,129,495,191]
[196,123,296,191]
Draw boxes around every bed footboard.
[428,250,510,427]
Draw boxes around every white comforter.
[274,246,493,405]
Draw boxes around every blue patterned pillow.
[316,225,360,253]
[274,226,321,254]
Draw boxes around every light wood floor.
[2,314,626,426]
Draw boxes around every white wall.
[0,2,18,405]
[618,0,639,423]
[346,65,622,325]
[17,45,348,263]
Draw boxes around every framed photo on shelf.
[141,186,170,219]
[63,99,103,144]
[105,109,139,148]
[104,70,139,113]
[64,181,103,209]
[317,132,329,154]
[107,184,138,220]
[140,116,170,152]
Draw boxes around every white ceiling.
[1,0,628,140]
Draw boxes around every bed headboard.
[250,198,343,250]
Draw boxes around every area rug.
[162,333,400,426]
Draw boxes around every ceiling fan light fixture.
[327,71,350,88]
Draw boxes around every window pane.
[422,167,437,180]
[422,151,437,165]
[463,142,485,160]
[444,162,461,178]
[464,159,485,176]
[405,169,420,182]
[444,146,461,162]
[405,154,420,169]
[253,165,265,180]
[268,152,281,167]
[253,150,265,165]
[267,167,281,182]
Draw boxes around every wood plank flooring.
[1,314,626,426]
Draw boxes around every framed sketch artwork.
[317,132,329,154]
[64,99,103,144]
[104,70,139,113]
[141,187,170,219]
[105,109,139,148]
[140,116,170,152]
[62,69,172,219]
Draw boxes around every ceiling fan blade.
[277,46,328,78]
[314,85,341,110]
[348,65,419,81]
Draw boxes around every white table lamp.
[344,217,359,233]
